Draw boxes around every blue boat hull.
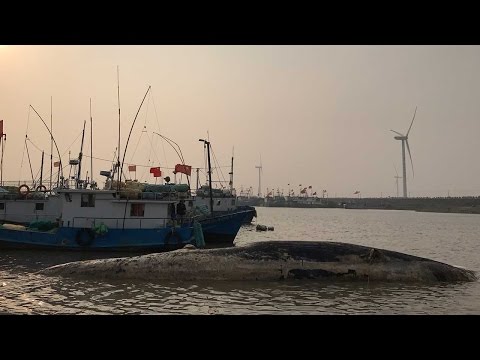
[0,226,195,251]
[237,206,257,224]
[199,210,250,244]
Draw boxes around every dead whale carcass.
[40,241,477,282]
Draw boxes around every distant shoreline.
[402,207,480,215]
[260,197,480,215]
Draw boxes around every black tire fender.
[75,228,95,246]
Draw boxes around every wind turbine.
[393,164,402,198]
[255,155,263,197]
[391,107,417,198]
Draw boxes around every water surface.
[1,208,479,314]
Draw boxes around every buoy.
[256,224,267,231]
[267,226,274,231]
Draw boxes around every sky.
[0,45,479,198]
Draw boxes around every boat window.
[0,203,4,210]
[130,203,145,217]
[35,203,44,211]
[81,194,95,207]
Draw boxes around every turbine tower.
[393,164,402,198]
[255,155,263,197]
[391,107,417,198]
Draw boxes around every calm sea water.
[1,207,479,314]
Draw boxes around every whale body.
[40,241,477,282]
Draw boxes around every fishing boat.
[192,139,257,244]
[194,186,256,225]
[0,186,201,251]
[237,186,264,207]
[0,79,248,249]
[0,85,205,251]
[144,133,253,245]
[193,145,257,226]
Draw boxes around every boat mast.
[40,151,44,189]
[0,121,5,187]
[120,86,151,184]
[152,131,189,188]
[90,98,93,188]
[50,96,52,191]
[199,139,213,215]
[29,105,63,188]
[229,147,234,192]
[196,168,200,191]
[25,138,35,186]
[77,120,86,189]
[116,66,121,192]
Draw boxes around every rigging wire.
[129,92,152,164]
[210,144,228,188]
[19,107,32,182]
[129,126,146,163]
[24,139,35,185]
[151,92,169,171]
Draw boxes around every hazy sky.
[1,45,479,197]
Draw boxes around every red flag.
[354,191,360,194]
[308,185,312,189]
[128,165,136,172]
[54,161,60,167]
[313,192,317,195]
[150,167,161,177]
[174,164,192,176]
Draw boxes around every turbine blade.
[406,106,417,137]
[390,130,404,137]
[406,140,414,178]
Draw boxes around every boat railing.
[70,215,199,230]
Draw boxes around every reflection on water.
[1,208,480,314]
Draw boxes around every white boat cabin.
[194,186,237,213]
[0,194,62,224]
[57,189,182,229]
